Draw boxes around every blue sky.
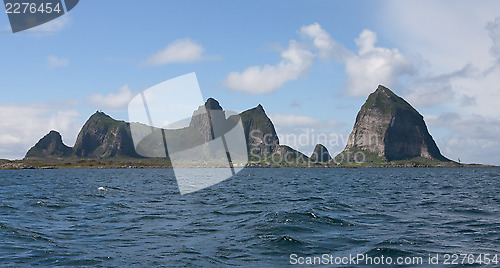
[1,1,500,165]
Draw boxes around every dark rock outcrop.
[25,130,73,159]
[342,85,449,162]
[310,144,332,162]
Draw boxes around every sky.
[1,0,500,165]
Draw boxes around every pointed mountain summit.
[341,85,449,162]
[25,130,73,159]
[310,144,332,163]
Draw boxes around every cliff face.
[25,130,73,158]
[344,85,449,162]
[72,112,139,158]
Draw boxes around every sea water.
[0,168,499,266]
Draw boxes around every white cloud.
[88,85,134,110]
[344,30,414,97]
[46,55,69,68]
[300,22,352,61]
[0,103,80,159]
[144,39,215,66]
[224,40,314,93]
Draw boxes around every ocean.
[0,168,499,267]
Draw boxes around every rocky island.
[1,85,490,169]
[335,85,453,166]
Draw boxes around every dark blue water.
[0,168,499,267]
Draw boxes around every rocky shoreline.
[0,158,495,170]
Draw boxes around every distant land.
[0,86,495,169]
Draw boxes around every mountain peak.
[47,130,62,137]
[90,110,113,120]
[375,84,389,92]
[363,85,418,115]
[343,85,449,162]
